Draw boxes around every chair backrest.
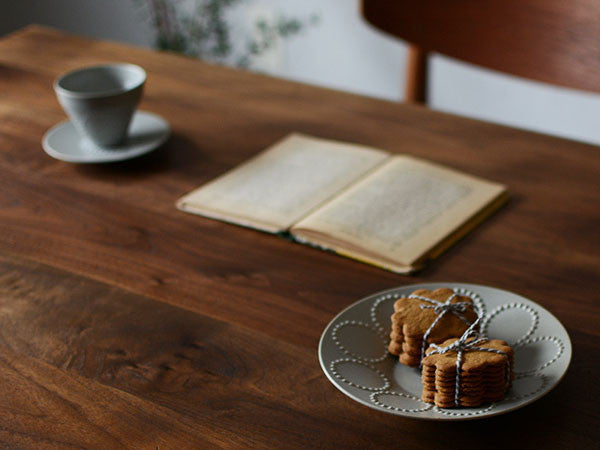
[362,0,600,102]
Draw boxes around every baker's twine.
[408,292,474,367]
[427,318,511,407]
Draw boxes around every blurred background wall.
[2,0,599,145]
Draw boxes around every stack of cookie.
[420,337,514,408]
[388,288,478,367]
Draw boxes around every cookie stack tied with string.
[421,318,514,408]
[388,288,479,367]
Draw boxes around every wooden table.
[0,25,598,448]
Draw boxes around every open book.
[177,134,508,273]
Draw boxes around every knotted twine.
[426,318,511,407]
[408,292,475,367]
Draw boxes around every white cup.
[54,63,146,147]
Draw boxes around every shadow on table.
[73,133,210,179]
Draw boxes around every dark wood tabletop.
[0,25,598,448]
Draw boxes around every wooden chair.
[362,0,600,103]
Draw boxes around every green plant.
[136,0,318,68]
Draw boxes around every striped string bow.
[426,318,511,407]
[408,291,476,367]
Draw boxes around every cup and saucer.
[42,63,170,163]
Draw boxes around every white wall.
[0,0,154,46]
[2,0,600,145]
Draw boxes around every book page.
[292,155,506,266]
[177,133,390,232]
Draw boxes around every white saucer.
[42,111,170,163]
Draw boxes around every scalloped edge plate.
[318,283,571,420]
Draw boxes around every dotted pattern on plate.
[327,287,565,417]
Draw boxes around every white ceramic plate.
[42,110,170,163]
[318,283,571,420]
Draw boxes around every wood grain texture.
[0,256,597,448]
[0,25,599,447]
[362,0,600,94]
[0,341,217,448]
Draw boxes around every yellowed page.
[292,155,506,266]
[176,133,390,232]
[293,232,418,274]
